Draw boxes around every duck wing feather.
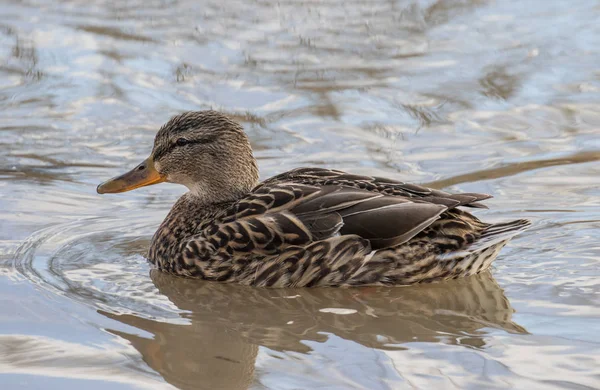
[258,167,491,209]
[203,183,447,254]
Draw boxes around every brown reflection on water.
[101,271,525,389]
[425,150,600,189]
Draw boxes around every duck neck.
[147,192,238,271]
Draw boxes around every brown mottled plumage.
[97,110,530,287]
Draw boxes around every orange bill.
[97,157,166,194]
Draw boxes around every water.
[1,0,599,388]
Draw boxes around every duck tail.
[435,218,531,278]
[475,219,532,250]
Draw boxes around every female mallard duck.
[98,111,530,287]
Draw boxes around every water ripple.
[12,216,180,319]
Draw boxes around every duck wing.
[207,183,448,254]
[258,167,491,209]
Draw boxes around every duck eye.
[176,138,188,147]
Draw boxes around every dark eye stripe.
[179,136,217,146]
[154,136,217,160]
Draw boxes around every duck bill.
[97,157,166,194]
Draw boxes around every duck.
[97,110,530,287]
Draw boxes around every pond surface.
[1,0,600,388]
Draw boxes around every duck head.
[97,111,260,203]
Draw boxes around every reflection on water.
[425,150,600,189]
[102,271,524,389]
[1,0,600,388]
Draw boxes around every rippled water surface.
[1,0,600,388]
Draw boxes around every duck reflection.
[101,271,525,390]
